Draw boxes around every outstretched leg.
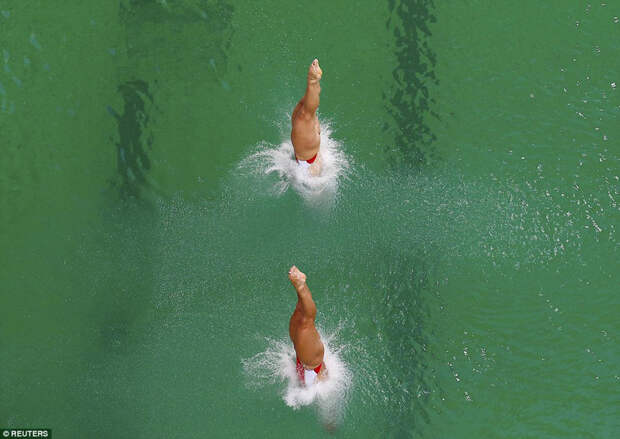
[301,59,322,114]
[291,60,323,176]
[288,266,325,376]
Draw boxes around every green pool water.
[1,1,618,438]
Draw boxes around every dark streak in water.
[107,80,155,200]
[384,0,439,169]
[370,244,441,436]
[381,3,441,433]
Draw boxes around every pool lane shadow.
[384,0,439,169]
[368,245,440,435]
[106,79,161,203]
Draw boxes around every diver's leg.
[302,59,322,114]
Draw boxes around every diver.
[291,59,323,177]
[288,265,328,386]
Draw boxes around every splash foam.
[242,329,352,426]
[239,122,350,205]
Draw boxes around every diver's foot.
[288,265,307,289]
[308,58,322,83]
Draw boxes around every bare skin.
[288,265,327,380]
[291,59,323,176]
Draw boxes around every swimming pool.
[1,1,618,437]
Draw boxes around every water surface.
[1,1,618,437]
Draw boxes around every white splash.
[239,122,350,205]
[242,329,352,426]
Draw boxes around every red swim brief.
[296,152,318,164]
[296,357,322,385]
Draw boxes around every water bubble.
[29,33,42,50]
